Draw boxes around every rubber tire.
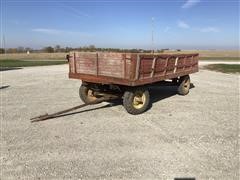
[123,88,150,115]
[79,84,96,103]
[177,75,190,95]
[172,78,179,85]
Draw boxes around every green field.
[199,57,240,61]
[204,64,240,73]
[0,52,67,60]
[0,59,67,68]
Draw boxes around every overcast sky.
[1,0,239,49]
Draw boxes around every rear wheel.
[79,84,97,103]
[177,75,190,95]
[123,87,150,115]
[172,78,179,85]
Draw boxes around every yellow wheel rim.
[183,79,190,90]
[132,91,146,109]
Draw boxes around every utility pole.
[3,34,6,54]
[151,17,155,54]
[1,0,6,54]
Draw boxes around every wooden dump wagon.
[68,52,199,114]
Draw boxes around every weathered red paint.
[68,52,199,86]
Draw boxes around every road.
[1,64,239,179]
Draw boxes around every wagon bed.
[68,52,199,86]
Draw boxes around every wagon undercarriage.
[70,52,198,114]
[31,75,191,122]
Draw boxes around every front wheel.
[123,87,150,115]
[177,75,190,95]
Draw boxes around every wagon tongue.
[30,94,120,123]
[30,113,51,122]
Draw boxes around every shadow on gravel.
[150,83,195,105]
[0,85,10,89]
[0,67,22,71]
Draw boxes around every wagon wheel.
[172,78,179,85]
[177,75,190,95]
[123,87,150,115]
[79,84,97,103]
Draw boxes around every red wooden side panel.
[138,54,199,81]
[98,53,124,78]
[76,52,97,75]
[125,58,132,79]
[69,52,132,79]
[192,55,198,69]
[139,57,153,79]
[69,53,75,73]
[154,57,168,77]
[69,52,199,86]
[175,57,185,73]
[166,57,176,75]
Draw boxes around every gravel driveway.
[1,64,239,179]
[199,60,239,66]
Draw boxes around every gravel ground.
[199,60,239,66]
[1,64,239,180]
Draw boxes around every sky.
[1,0,239,50]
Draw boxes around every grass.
[204,64,240,74]
[163,50,239,61]
[199,57,240,61]
[0,59,67,68]
[164,50,239,57]
[0,52,67,60]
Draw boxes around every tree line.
[0,45,172,54]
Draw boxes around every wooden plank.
[98,52,124,78]
[76,52,97,75]
[74,52,76,73]
[183,56,186,71]
[130,54,137,80]
[123,54,127,79]
[125,59,131,79]
[69,67,198,86]
[163,57,169,76]
[69,55,74,73]
[96,53,99,76]
[69,73,133,86]
[150,57,157,77]
[135,54,140,80]
[173,57,178,73]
